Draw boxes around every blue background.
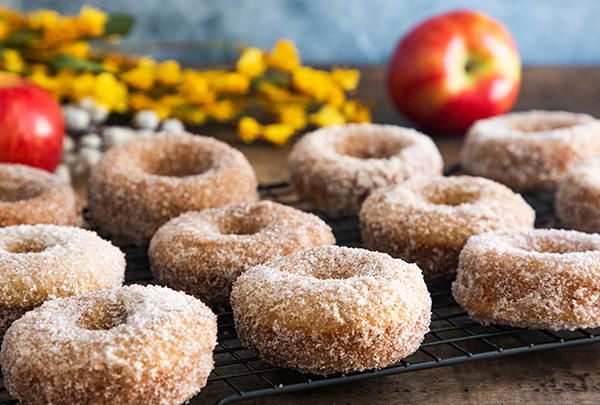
[11,0,600,64]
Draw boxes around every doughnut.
[0,224,125,337]
[556,158,600,233]
[1,284,217,404]
[360,176,535,279]
[288,123,443,216]
[149,200,335,309]
[461,110,600,191]
[452,228,600,330]
[0,163,79,227]
[88,132,258,245]
[231,245,431,375]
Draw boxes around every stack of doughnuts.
[360,176,535,279]
[149,200,335,309]
[3,111,600,402]
[88,132,258,245]
[0,225,125,336]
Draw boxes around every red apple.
[388,10,521,134]
[0,73,64,171]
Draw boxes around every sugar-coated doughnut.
[360,176,535,279]
[556,158,600,233]
[0,163,79,227]
[1,284,217,404]
[452,228,600,330]
[149,200,335,309]
[88,132,258,245]
[461,110,600,191]
[231,246,431,375]
[0,224,125,337]
[288,123,443,216]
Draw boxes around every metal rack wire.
[0,178,598,405]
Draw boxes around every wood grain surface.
[190,66,600,404]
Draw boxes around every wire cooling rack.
[0,177,598,405]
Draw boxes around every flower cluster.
[0,6,371,145]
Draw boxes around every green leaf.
[1,29,41,47]
[51,55,105,73]
[104,13,135,36]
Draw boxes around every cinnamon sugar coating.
[231,246,431,375]
[0,224,125,337]
[88,132,258,245]
[461,110,600,191]
[1,285,217,404]
[149,200,335,309]
[360,176,535,279]
[452,228,600,330]
[556,158,600,233]
[0,164,79,227]
[288,123,443,216]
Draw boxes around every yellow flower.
[156,60,181,85]
[102,60,119,73]
[343,101,371,123]
[28,9,60,30]
[0,20,11,40]
[238,117,262,143]
[151,104,171,119]
[159,94,186,108]
[262,123,296,145]
[277,104,306,130]
[211,72,250,94]
[77,6,107,36]
[173,107,207,124]
[179,71,215,104]
[310,104,346,127]
[101,55,127,73]
[204,100,238,121]
[268,39,300,72]
[42,17,80,45]
[331,69,360,91]
[56,41,90,58]
[70,72,96,99]
[94,73,128,112]
[121,66,154,90]
[55,69,77,93]
[0,7,24,28]
[292,66,334,102]
[236,47,266,78]
[258,82,292,102]
[2,50,24,73]
[327,85,345,107]
[27,71,59,95]
[130,92,155,110]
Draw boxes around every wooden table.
[201,66,600,404]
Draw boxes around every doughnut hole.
[0,184,41,203]
[307,266,358,280]
[283,252,383,280]
[3,238,54,254]
[77,301,128,330]
[333,132,408,159]
[511,116,583,133]
[422,185,481,207]
[518,234,598,255]
[137,143,217,177]
[216,215,267,236]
